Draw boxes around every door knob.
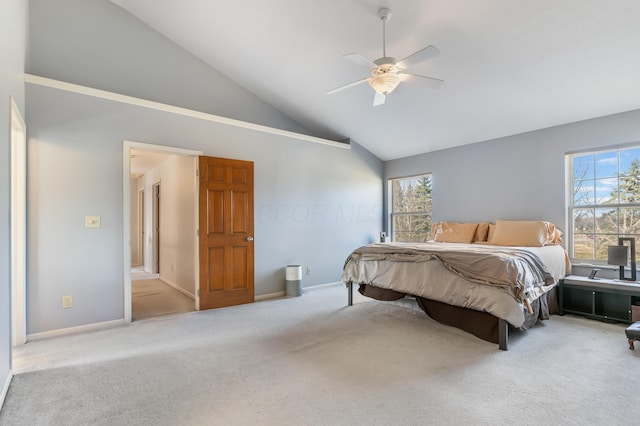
[247,236,254,242]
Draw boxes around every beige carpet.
[132,279,195,321]
[3,285,639,425]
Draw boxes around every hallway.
[131,268,195,321]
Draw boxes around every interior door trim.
[10,97,27,348]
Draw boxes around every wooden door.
[198,156,254,310]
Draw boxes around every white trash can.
[285,265,303,297]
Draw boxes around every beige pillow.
[433,222,479,244]
[548,224,563,245]
[487,224,496,243]
[489,220,561,247]
[472,222,491,243]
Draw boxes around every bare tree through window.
[570,148,640,261]
[391,174,432,242]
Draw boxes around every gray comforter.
[343,242,555,304]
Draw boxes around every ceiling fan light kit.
[369,71,401,95]
[327,7,443,106]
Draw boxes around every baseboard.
[27,319,126,342]
[255,282,342,301]
[159,277,195,300]
[255,291,285,301]
[305,281,342,291]
[0,371,12,410]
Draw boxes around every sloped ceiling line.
[24,74,351,150]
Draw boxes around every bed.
[341,220,570,350]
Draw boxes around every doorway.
[10,97,26,348]
[131,176,197,321]
[123,141,256,321]
[131,151,195,321]
[123,141,202,323]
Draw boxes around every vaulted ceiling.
[110,0,640,161]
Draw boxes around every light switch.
[85,216,101,228]
[62,295,73,309]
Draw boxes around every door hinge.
[196,169,199,177]
[196,229,199,237]
[197,289,200,297]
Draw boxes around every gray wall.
[25,81,382,335]
[24,0,382,336]
[28,0,317,137]
[1,0,27,401]
[385,109,640,243]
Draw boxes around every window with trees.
[390,174,432,242]
[570,146,640,262]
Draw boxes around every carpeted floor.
[2,285,639,425]
[132,279,195,321]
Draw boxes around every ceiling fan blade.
[402,73,444,89]
[373,91,386,106]
[326,77,370,95]
[398,45,440,69]
[344,53,377,68]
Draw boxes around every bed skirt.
[358,284,558,344]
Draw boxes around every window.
[569,146,640,262]
[390,174,432,242]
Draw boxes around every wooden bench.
[625,322,640,350]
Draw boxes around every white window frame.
[567,145,640,264]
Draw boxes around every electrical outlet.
[62,295,73,309]
[306,266,312,275]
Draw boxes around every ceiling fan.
[327,7,443,106]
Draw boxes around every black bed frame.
[346,282,509,351]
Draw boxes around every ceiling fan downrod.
[379,8,391,59]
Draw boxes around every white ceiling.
[111,0,640,161]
